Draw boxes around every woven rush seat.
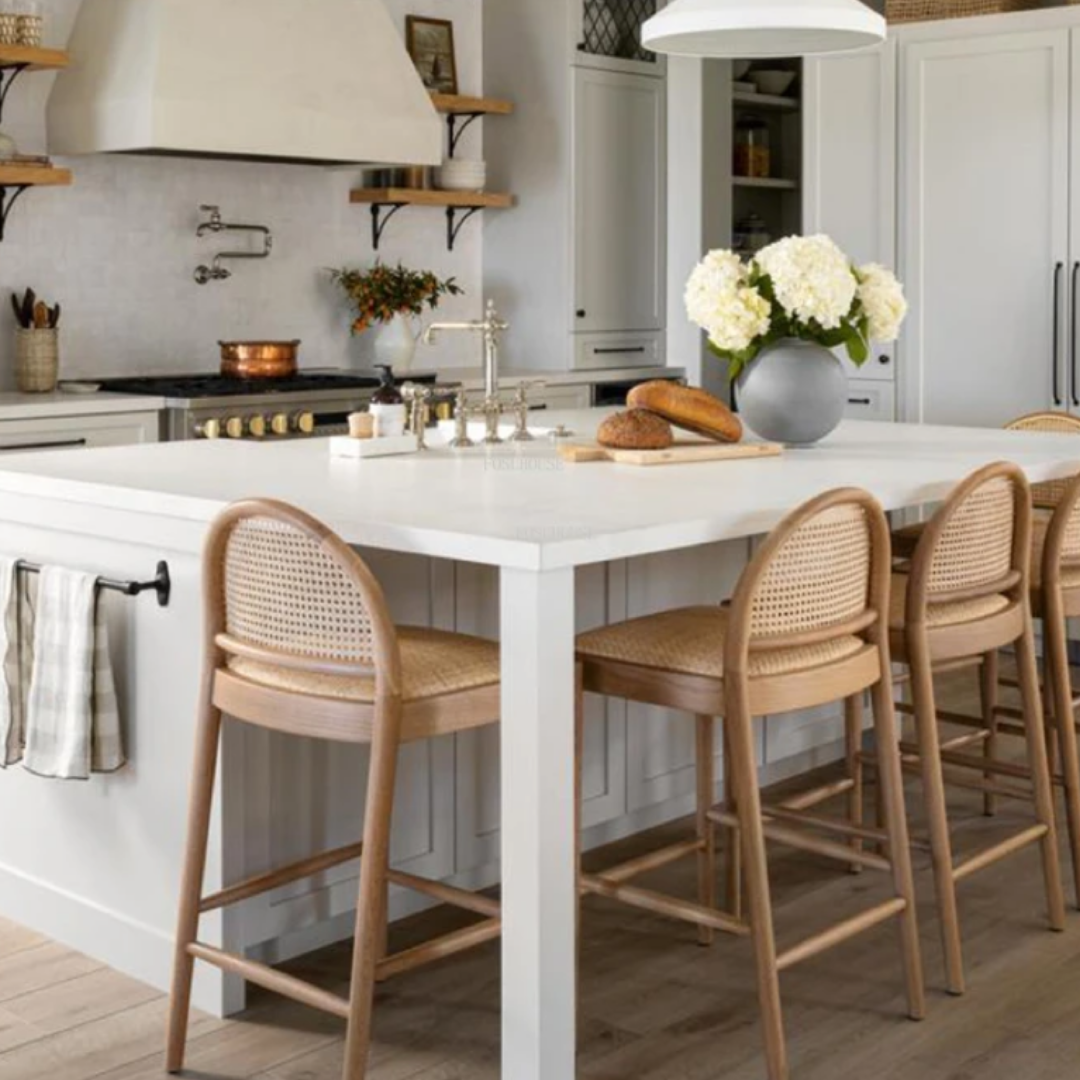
[888,574,1010,629]
[576,606,865,679]
[228,627,499,703]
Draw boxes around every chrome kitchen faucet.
[422,300,539,445]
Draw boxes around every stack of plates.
[437,159,487,193]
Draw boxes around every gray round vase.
[736,339,848,447]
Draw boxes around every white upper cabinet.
[572,67,667,336]
[899,27,1070,426]
[804,43,898,384]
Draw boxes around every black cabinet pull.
[576,309,587,319]
[1071,262,1079,407]
[848,397,873,406]
[1054,261,1064,406]
[878,354,891,365]
[0,438,87,453]
[593,346,647,356]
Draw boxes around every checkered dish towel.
[0,557,31,765]
[22,566,124,780]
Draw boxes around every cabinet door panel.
[804,44,897,383]
[573,67,666,335]
[900,30,1069,427]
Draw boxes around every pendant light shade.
[641,0,886,59]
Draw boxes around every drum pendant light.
[641,0,885,58]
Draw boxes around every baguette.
[627,382,742,444]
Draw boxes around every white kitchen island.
[0,413,1079,1080]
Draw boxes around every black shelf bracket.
[370,202,406,252]
[446,112,483,159]
[446,206,482,251]
[0,63,28,126]
[0,184,29,243]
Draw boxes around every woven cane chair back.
[1007,413,1080,510]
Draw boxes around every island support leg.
[500,566,577,1080]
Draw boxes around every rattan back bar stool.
[886,463,1066,997]
[576,489,925,1080]
[166,500,502,1080]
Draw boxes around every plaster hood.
[46,0,443,167]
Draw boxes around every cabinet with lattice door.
[576,0,664,73]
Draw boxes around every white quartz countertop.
[0,391,166,421]
[0,412,1077,571]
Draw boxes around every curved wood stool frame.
[882,463,1066,998]
[165,500,502,1080]
[576,488,925,1080]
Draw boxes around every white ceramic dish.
[750,70,796,97]
[330,434,417,459]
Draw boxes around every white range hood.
[46,0,443,166]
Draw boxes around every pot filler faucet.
[422,300,542,446]
[194,205,273,285]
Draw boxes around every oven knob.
[247,415,267,439]
[270,413,289,437]
[225,416,245,440]
[292,411,315,435]
[194,418,222,440]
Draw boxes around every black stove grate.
[98,373,384,399]
[581,0,658,63]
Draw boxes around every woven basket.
[887,0,1041,22]
[15,328,59,394]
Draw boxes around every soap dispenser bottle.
[369,365,407,438]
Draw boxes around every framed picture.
[406,15,459,96]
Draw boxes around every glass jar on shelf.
[734,116,770,179]
[733,214,772,257]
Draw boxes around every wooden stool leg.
[1045,596,1080,909]
[980,649,999,817]
[845,694,865,874]
[166,701,223,1073]
[1016,620,1068,932]
[870,675,926,1022]
[722,718,742,921]
[908,642,966,996]
[695,714,717,946]
[342,714,403,1080]
[726,696,788,1080]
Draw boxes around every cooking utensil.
[557,440,783,466]
[33,300,49,329]
[218,340,301,379]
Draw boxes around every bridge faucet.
[422,299,509,402]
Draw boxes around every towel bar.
[15,560,172,608]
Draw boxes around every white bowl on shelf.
[732,60,752,81]
[437,159,487,192]
[750,70,796,97]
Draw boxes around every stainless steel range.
[97,372,437,441]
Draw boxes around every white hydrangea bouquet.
[685,234,907,380]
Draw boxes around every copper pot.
[219,340,301,379]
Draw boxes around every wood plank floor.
[5,669,1080,1080]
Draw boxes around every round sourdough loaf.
[597,409,674,450]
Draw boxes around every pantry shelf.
[350,188,515,252]
[733,176,799,191]
[733,90,800,112]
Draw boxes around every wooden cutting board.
[556,440,784,466]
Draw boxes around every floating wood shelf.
[0,44,69,71]
[0,166,72,241]
[430,93,515,157]
[733,176,798,191]
[350,189,515,252]
[733,90,800,112]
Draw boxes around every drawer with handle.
[572,331,664,371]
[844,381,895,423]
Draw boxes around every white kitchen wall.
[0,0,486,387]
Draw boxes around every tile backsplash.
[0,0,485,387]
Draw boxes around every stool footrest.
[775,898,908,972]
[777,777,855,812]
[386,869,499,918]
[200,841,364,913]
[580,873,749,937]
[897,742,1035,781]
[188,942,350,1018]
[592,838,705,885]
[375,917,501,981]
[760,804,889,845]
[709,809,891,872]
[953,824,1049,882]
